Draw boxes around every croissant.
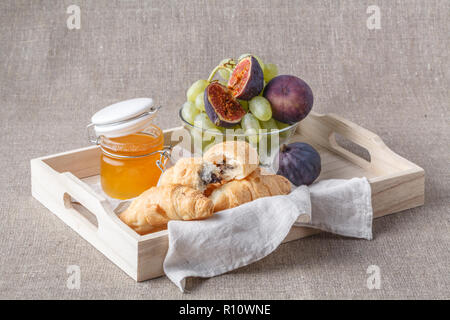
[209,168,291,212]
[158,157,212,191]
[203,140,259,180]
[119,185,214,235]
[159,141,259,192]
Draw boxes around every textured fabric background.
[0,0,449,299]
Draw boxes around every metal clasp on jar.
[97,145,173,173]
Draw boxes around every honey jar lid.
[90,98,160,138]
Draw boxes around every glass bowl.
[178,108,299,165]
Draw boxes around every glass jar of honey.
[89,98,170,200]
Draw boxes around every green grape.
[258,119,279,157]
[249,96,272,121]
[181,101,199,125]
[203,127,222,142]
[195,92,205,112]
[191,114,222,142]
[274,119,291,139]
[187,79,209,102]
[264,63,278,83]
[202,140,215,153]
[274,119,290,130]
[259,118,278,131]
[241,113,261,131]
[238,99,249,112]
[241,113,261,147]
[218,59,232,80]
[245,128,260,146]
[259,118,276,154]
[194,112,216,130]
[257,126,271,160]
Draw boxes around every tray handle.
[322,113,385,150]
[59,172,139,239]
[326,113,382,170]
[60,172,110,221]
[303,112,412,172]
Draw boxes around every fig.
[263,75,313,124]
[228,55,264,100]
[276,142,321,186]
[204,81,246,128]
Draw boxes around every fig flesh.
[263,75,313,124]
[277,142,321,186]
[204,81,246,128]
[228,56,264,100]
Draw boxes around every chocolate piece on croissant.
[119,185,214,235]
[209,168,291,212]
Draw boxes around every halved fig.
[204,81,246,128]
[228,55,264,100]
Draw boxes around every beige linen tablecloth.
[0,0,449,299]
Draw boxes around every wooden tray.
[30,112,425,281]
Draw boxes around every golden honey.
[99,124,164,200]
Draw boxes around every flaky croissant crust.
[119,184,214,235]
[209,168,291,212]
[158,157,206,191]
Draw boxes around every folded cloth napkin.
[163,177,373,292]
[295,178,373,239]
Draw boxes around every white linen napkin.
[296,178,373,239]
[163,177,373,292]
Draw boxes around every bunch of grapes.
[181,54,290,151]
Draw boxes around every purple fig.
[277,142,321,186]
[204,81,246,128]
[228,56,264,100]
[263,75,313,124]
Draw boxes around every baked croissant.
[209,168,291,212]
[158,157,217,192]
[159,141,259,192]
[203,140,259,180]
[119,185,214,235]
